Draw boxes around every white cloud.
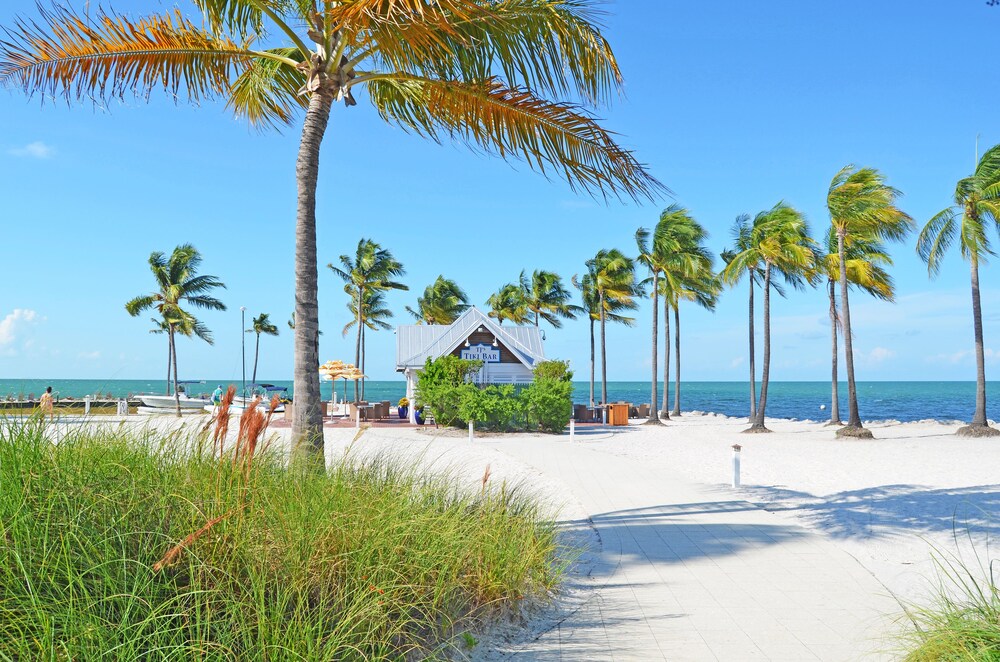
[730,357,745,369]
[0,309,38,346]
[77,350,101,360]
[868,347,895,363]
[8,141,54,159]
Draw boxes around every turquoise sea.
[0,379,995,423]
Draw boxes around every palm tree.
[635,227,665,425]
[487,283,530,325]
[1,2,662,457]
[721,203,815,433]
[573,269,636,409]
[918,144,1000,437]
[827,166,913,438]
[670,266,719,417]
[584,249,639,409]
[820,229,894,426]
[342,289,393,399]
[329,239,406,400]
[519,270,577,327]
[246,313,279,388]
[407,276,469,325]
[150,313,211,396]
[125,245,226,415]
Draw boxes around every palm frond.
[918,208,958,277]
[227,47,307,129]
[0,7,263,104]
[366,74,662,201]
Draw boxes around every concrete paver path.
[483,434,901,661]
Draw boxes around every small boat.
[139,380,210,411]
[204,384,287,415]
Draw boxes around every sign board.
[461,343,501,363]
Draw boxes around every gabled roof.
[396,307,545,371]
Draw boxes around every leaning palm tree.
[584,249,639,409]
[1,1,662,457]
[827,165,912,438]
[125,245,226,415]
[918,144,1000,437]
[721,203,815,433]
[487,283,530,325]
[407,276,469,325]
[246,312,280,387]
[150,313,211,395]
[573,269,636,409]
[329,239,406,400]
[670,265,719,417]
[820,229,894,426]
[519,270,577,328]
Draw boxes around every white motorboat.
[139,394,210,410]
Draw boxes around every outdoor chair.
[637,403,651,418]
[380,401,391,420]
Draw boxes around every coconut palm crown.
[918,143,1000,436]
[487,283,530,325]
[407,275,469,325]
[1,0,663,457]
[518,269,577,328]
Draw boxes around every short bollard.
[355,408,361,429]
[731,444,742,488]
[469,421,474,442]
[117,400,128,417]
[84,396,91,416]
[570,417,576,440]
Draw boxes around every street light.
[240,306,247,399]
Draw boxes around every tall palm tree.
[820,229,894,426]
[407,276,469,325]
[125,245,226,415]
[343,289,393,399]
[635,227,665,425]
[150,313,211,396]
[487,283,530,325]
[1,1,662,457]
[573,269,636,409]
[246,312,279,387]
[721,203,815,433]
[918,144,1000,437]
[827,165,912,438]
[329,239,406,400]
[519,270,577,327]
[670,266,719,417]
[658,215,715,418]
[585,249,639,409]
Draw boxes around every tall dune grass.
[0,418,560,659]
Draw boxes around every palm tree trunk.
[662,293,670,419]
[965,255,995,434]
[749,276,756,422]
[828,279,842,425]
[252,332,260,387]
[599,291,608,407]
[165,337,172,396]
[647,271,662,424]
[354,291,362,402]
[838,232,868,435]
[750,264,771,431]
[361,324,366,400]
[589,318,595,409]
[169,326,180,418]
[672,304,681,417]
[292,90,333,453]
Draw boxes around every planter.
[415,411,425,425]
[398,406,408,419]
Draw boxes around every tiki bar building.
[395,308,545,424]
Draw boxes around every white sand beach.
[58,412,1000,660]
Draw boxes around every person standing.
[39,386,54,422]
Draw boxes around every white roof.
[395,307,545,371]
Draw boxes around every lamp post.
[240,306,246,399]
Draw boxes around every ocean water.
[0,379,995,423]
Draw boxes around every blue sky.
[1,0,998,384]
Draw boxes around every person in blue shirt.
[211,385,224,406]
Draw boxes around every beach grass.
[902,544,1000,661]
[0,418,561,659]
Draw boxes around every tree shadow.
[743,483,1000,541]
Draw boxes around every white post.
[407,370,417,425]
[570,417,575,440]
[731,444,742,488]
[84,396,91,416]
[602,407,607,425]
[468,420,474,442]
[117,399,128,417]
[355,406,361,429]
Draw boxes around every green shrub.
[0,419,561,660]
[523,379,573,433]
[416,355,482,427]
[533,359,573,383]
[460,384,527,432]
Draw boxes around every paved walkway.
[482,434,901,661]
